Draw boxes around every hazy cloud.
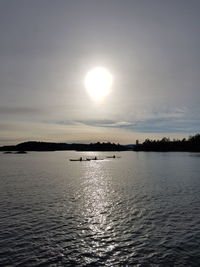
[0,1,199,144]
[0,106,42,114]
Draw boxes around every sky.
[0,0,200,145]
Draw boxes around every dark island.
[0,141,128,152]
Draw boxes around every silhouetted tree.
[134,134,200,152]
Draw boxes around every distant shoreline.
[0,141,130,152]
[0,134,200,152]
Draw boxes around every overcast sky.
[0,0,200,145]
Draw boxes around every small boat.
[70,159,91,162]
[70,157,91,162]
[87,158,104,161]
[106,155,121,158]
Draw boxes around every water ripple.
[0,151,200,266]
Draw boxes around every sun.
[84,67,113,101]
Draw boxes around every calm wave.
[0,151,200,266]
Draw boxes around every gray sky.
[0,0,200,145]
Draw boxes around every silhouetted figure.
[80,157,82,161]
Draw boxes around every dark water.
[0,151,200,266]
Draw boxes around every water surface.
[0,151,200,266]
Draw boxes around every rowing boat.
[69,158,91,161]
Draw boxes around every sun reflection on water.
[76,159,117,260]
[83,162,111,231]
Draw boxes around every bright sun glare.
[84,67,113,101]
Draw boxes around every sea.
[0,151,200,266]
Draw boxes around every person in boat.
[94,156,97,160]
[80,157,82,161]
[113,155,115,158]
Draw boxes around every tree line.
[0,141,126,151]
[135,134,200,152]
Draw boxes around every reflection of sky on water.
[76,158,118,261]
[82,161,112,231]
[2,152,200,265]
